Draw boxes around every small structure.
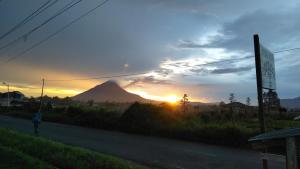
[249,127,300,169]
[220,102,255,114]
[263,90,281,113]
[0,91,25,107]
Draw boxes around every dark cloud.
[217,8,300,52]
[211,66,253,74]
[190,68,209,74]
[177,40,210,49]
[195,55,253,67]
[123,76,172,88]
[154,68,173,77]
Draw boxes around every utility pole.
[254,34,266,133]
[2,82,10,107]
[254,34,268,169]
[39,79,45,112]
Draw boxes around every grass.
[0,145,54,169]
[0,128,147,169]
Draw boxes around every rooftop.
[249,126,300,142]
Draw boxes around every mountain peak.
[96,80,120,88]
[73,80,147,103]
[101,80,118,86]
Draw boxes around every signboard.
[260,44,276,90]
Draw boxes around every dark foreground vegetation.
[0,128,146,169]
[1,99,300,148]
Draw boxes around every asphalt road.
[0,115,285,169]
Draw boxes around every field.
[1,101,300,148]
[0,128,146,169]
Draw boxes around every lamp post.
[2,82,10,107]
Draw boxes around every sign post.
[254,34,266,133]
[254,34,268,169]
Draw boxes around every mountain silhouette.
[73,80,148,103]
[281,97,300,110]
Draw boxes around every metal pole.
[253,34,268,169]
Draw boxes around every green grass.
[0,145,54,169]
[0,128,147,169]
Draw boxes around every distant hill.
[280,97,300,110]
[73,80,148,103]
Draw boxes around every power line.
[273,47,300,53]
[0,0,110,65]
[0,83,41,90]
[0,0,58,41]
[46,72,148,82]
[0,0,82,51]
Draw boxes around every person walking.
[32,111,41,135]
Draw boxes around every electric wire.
[0,0,58,41]
[0,0,82,51]
[46,72,148,82]
[0,0,110,65]
[273,47,300,53]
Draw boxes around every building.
[249,127,300,169]
[0,91,25,107]
[220,102,256,114]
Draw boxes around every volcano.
[73,80,147,103]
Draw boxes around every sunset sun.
[165,95,179,104]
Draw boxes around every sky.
[0,0,299,103]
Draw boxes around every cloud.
[177,40,209,49]
[154,68,174,77]
[211,66,253,74]
[123,76,172,88]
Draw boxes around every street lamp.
[2,82,10,107]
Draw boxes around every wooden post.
[286,137,298,169]
[39,79,45,112]
[2,82,10,107]
[7,84,10,107]
[254,34,266,133]
[254,34,268,169]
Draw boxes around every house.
[249,127,300,169]
[0,91,25,107]
[220,102,245,113]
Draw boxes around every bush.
[64,106,121,129]
[120,102,178,134]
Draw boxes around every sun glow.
[128,90,181,103]
[164,95,179,103]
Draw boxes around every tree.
[229,93,235,103]
[87,100,94,107]
[181,94,189,113]
[246,97,251,106]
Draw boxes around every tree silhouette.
[229,93,235,103]
[246,97,251,106]
[181,94,189,113]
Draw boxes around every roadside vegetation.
[1,97,300,148]
[0,128,146,169]
[0,145,54,169]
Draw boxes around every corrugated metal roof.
[249,126,300,142]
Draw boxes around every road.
[0,115,285,169]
